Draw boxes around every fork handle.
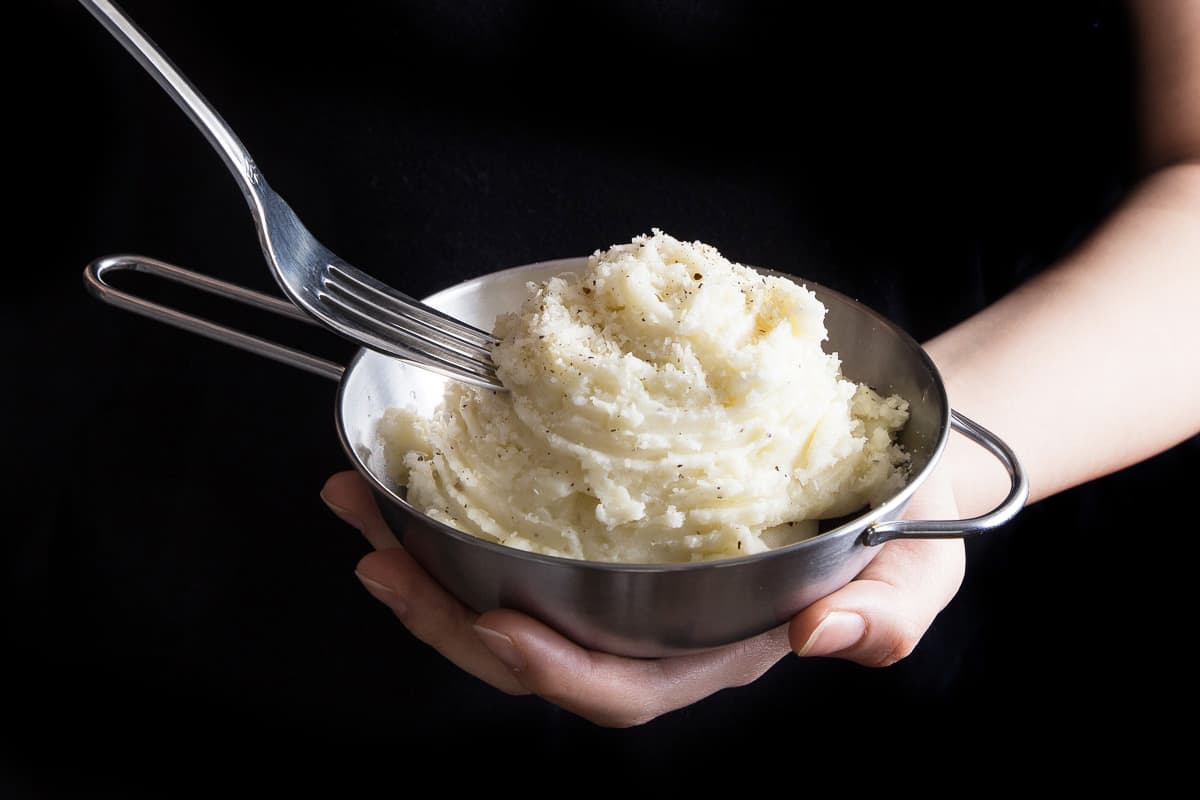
[79,0,263,204]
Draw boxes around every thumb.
[788,537,965,667]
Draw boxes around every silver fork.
[81,0,504,390]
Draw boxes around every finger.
[320,471,400,550]
[321,471,527,694]
[355,548,529,695]
[788,537,965,666]
[473,609,792,727]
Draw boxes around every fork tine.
[318,289,504,389]
[321,277,495,363]
[326,264,498,349]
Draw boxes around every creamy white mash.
[379,231,909,562]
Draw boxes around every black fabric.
[8,0,1192,789]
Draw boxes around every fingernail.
[796,611,866,657]
[474,625,525,672]
[321,489,363,531]
[355,571,407,616]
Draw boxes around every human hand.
[321,468,964,727]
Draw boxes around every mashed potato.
[379,231,909,562]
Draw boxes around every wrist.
[921,341,1020,519]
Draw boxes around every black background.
[8,0,1194,790]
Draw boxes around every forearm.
[926,162,1200,515]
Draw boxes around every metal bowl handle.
[83,254,345,382]
[863,410,1029,546]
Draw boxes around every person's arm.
[926,0,1200,519]
[788,0,1200,663]
[322,0,1200,727]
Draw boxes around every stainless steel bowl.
[86,254,1028,657]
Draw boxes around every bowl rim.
[334,256,950,573]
